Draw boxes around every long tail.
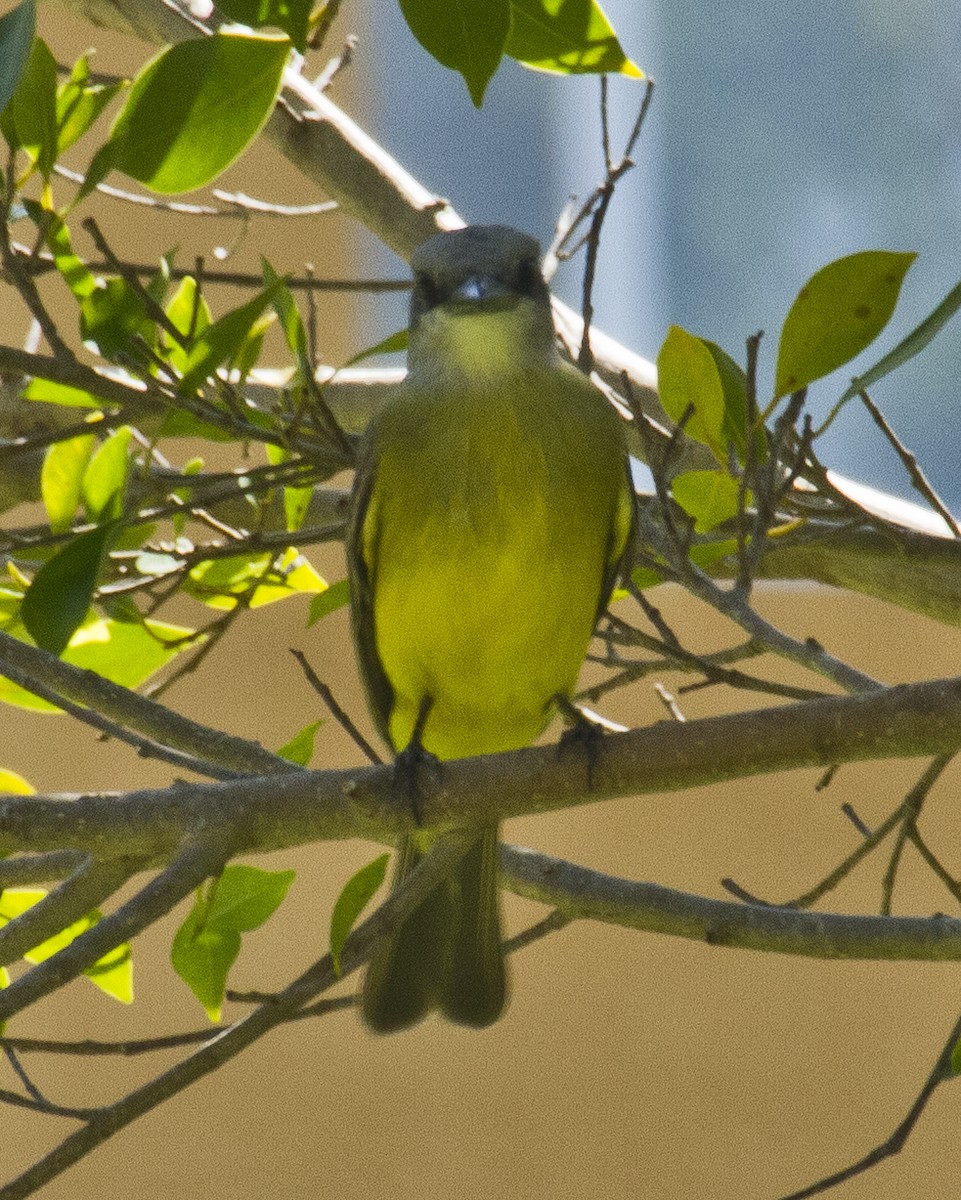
[361,826,507,1033]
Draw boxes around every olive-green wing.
[594,452,637,627]
[345,440,396,753]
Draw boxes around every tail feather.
[442,827,506,1028]
[361,827,507,1034]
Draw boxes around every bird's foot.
[393,695,441,824]
[556,697,623,791]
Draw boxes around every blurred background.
[2,2,961,1198]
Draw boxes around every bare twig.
[777,1004,961,1199]
[289,649,382,765]
[858,387,961,538]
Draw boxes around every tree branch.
[0,631,297,778]
[2,676,961,964]
[0,833,474,1200]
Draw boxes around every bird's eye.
[414,271,440,311]
[516,255,543,297]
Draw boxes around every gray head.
[406,226,556,375]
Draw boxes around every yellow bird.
[347,225,634,1032]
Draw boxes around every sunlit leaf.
[43,211,97,301]
[41,433,95,533]
[24,378,102,408]
[86,30,289,197]
[330,854,389,975]
[277,719,323,765]
[56,55,127,153]
[0,615,197,711]
[0,889,133,1004]
[82,427,131,521]
[187,547,326,610]
[507,0,643,77]
[178,278,284,394]
[0,769,34,794]
[162,275,211,373]
[775,250,916,398]
[83,940,133,1003]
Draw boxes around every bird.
[346,224,634,1033]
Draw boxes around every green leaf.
[44,211,97,302]
[0,769,34,794]
[7,35,58,178]
[172,865,294,1021]
[631,564,663,590]
[93,29,289,196]
[162,275,211,372]
[80,276,150,359]
[41,433,95,532]
[277,719,323,765]
[672,470,747,534]
[171,903,240,1022]
[657,325,729,462]
[23,378,101,408]
[20,524,114,655]
[399,0,510,106]
[307,577,350,626]
[188,547,326,610]
[688,537,740,571]
[178,278,284,394]
[774,250,917,398]
[344,327,409,366]
[265,443,312,533]
[82,939,133,1003]
[264,264,307,359]
[82,427,131,521]
[506,0,643,77]
[217,0,312,52]
[0,889,133,1004]
[822,276,961,430]
[206,864,295,933]
[699,339,764,465]
[0,0,36,119]
[56,56,126,154]
[329,854,389,976]
[0,615,197,711]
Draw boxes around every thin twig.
[859,387,961,538]
[290,648,382,764]
[777,1004,961,1199]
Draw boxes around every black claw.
[556,697,606,790]
[392,740,441,825]
[392,695,440,824]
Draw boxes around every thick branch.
[4,674,961,861]
[0,834,473,1200]
[0,631,297,778]
[500,847,961,961]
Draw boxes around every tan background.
[3,5,961,1199]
